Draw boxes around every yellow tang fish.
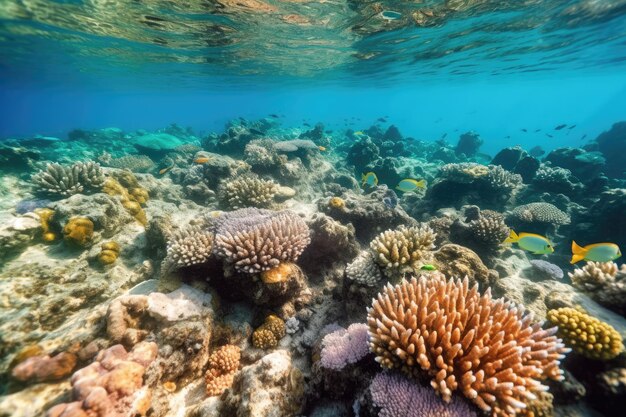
[361,172,378,187]
[571,241,622,264]
[503,230,554,255]
[395,178,426,193]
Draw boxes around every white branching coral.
[163,224,214,269]
[367,272,569,417]
[213,208,310,274]
[219,176,279,209]
[31,161,105,196]
[569,261,626,315]
[345,251,384,287]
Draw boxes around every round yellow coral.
[63,217,94,247]
[328,196,345,210]
[252,315,286,349]
[547,307,624,360]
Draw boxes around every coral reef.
[319,323,369,370]
[547,307,624,360]
[218,176,280,209]
[252,315,287,349]
[509,202,570,227]
[367,273,569,417]
[32,161,105,197]
[213,208,310,274]
[205,344,241,396]
[163,223,214,270]
[11,351,76,383]
[63,217,94,247]
[99,153,155,173]
[98,241,121,265]
[345,251,383,287]
[569,262,626,315]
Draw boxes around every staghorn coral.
[63,217,94,247]
[547,307,624,360]
[163,224,214,270]
[219,176,279,209]
[368,371,477,417]
[319,323,369,371]
[345,251,383,287]
[32,161,105,197]
[98,241,121,265]
[213,208,310,274]
[205,344,241,396]
[367,273,569,417]
[45,342,158,417]
[509,203,570,226]
[369,224,436,280]
[252,315,286,349]
[569,262,626,314]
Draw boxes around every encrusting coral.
[11,351,77,383]
[213,208,310,274]
[219,176,279,209]
[98,241,121,265]
[63,217,94,247]
[547,307,624,360]
[569,261,626,315]
[106,294,149,346]
[103,170,149,225]
[252,315,286,349]
[205,344,241,396]
[369,224,436,280]
[367,272,569,417]
[163,223,214,270]
[31,161,105,197]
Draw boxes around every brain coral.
[370,225,436,279]
[367,272,569,417]
[213,208,310,274]
[219,176,279,209]
[547,307,624,360]
[510,202,570,225]
[369,371,477,417]
[163,224,214,269]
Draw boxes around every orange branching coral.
[205,345,241,396]
[367,272,569,417]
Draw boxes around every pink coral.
[11,352,76,383]
[319,323,369,370]
[369,372,477,417]
[46,342,158,417]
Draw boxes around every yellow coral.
[205,344,240,396]
[370,225,436,279]
[103,173,149,226]
[63,217,94,247]
[547,307,624,360]
[260,262,298,284]
[252,315,286,349]
[99,241,121,265]
[328,196,345,210]
[35,208,56,243]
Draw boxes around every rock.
[221,350,304,417]
[11,352,76,383]
[0,213,41,261]
[455,132,483,157]
[433,244,493,288]
[545,147,605,180]
[132,132,187,156]
[595,121,626,178]
[147,286,212,323]
[491,146,525,171]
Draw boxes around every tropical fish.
[395,178,426,193]
[159,162,175,175]
[521,128,527,132]
[580,134,587,141]
[568,124,577,129]
[504,231,554,255]
[504,135,511,139]
[441,133,447,139]
[194,157,211,164]
[377,117,387,123]
[555,124,567,130]
[570,241,622,264]
[361,172,378,187]
[269,114,279,118]
[303,123,311,127]
[535,129,541,132]
[420,264,437,271]
[546,133,554,138]
[318,146,326,151]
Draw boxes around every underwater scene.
[2,1,626,417]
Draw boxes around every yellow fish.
[395,178,426,192]
[571,241,622,264]
[159,162,175,175]
[504,230,554,255]
[318,146,326,151]
[361,172,378,187]
[194,157,212,164]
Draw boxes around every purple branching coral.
[320,323,369,370]
[369,372,477,417]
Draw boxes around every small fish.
[420,264,438,271]
[504,135,511,139]
[303,123,311,127]
[269,114,279,118]
[580,134,587,141]
[318,146,326,151]
[249,128,264,135]
[395,178,426,193]
[521,129,528,133]
[555,124,567,130]
[529,146,545,157]
[441,133,447,139]
[377,117,387,123]
[194,157,211,164]
[361,172,378,187]
[325,130,333,134]
[159,162,175,175]
[568,124,576,129]
[570,241,622,264]
[504,231,554,255]
[546,133,554,138]
[534,129,541,132]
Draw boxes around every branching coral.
[213,208,310,274]
[468,210,509,248]
[547,307,624,360]
[319,323,369,370]
[345,251,383,287]
[205,344,241,396]
[219,176,279,209]
[367,273,569,417]
[485,165,523,194]
[509,202,570,226]
[369,225,436,279]
[252,315,286,349]
[368,371,477,417]
[569,262,626,314]
[533,166,583,195]
[163,224,214,270]
[32,161,105,197]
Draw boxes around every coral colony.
[1,118,626,417]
